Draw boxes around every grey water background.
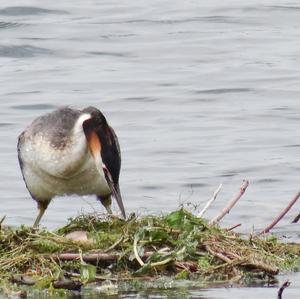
[0,0,299,298]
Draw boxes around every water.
[0,0,299,298]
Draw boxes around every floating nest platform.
[0,209,299,296]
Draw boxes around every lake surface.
[0,0,299,298]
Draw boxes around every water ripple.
[0,45,52,58]
[121,97,158,103]
[256,178,281,184]
[195,88,252,94]
[284,144,300,148]
[181,182,207,188]
[87,51,129,58]
[96,16,250,26]
[0,21,24,29]
[267,5,300,11]
[140,185,164,191]
[11,104,57,110]
[0,122,13,127]
[0,6,67,16]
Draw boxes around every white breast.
[19,113,111,201]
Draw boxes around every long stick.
[277,280,290,299]
[210,180,249,225]
[52,253,118,262]
[258,190,300,236]
[52,251,171,269]
[198,184,222,218]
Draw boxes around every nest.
[0,208,299,295]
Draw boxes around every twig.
[50,250,168,264]
[291,210,300,223]
[104,236,124,253]
[204,245,231,263]
[150,257,173,268]
[240,259,278,275]
[175,261,198,272]
[0,215,6,226]
[277,280,291,299]
[225,223,241,231]
[205,245,278,275]
[146,247,185,268]
[258,190,300,236]
[198,184,222,218]
[51,253,118,262]
[133,234,145,266]
[210,180,249,224]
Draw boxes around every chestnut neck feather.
[83,118,121,186]
[86,131,101,159]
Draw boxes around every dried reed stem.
[258,190,300,236]
[210,180,249,224]
[198,184,222,218]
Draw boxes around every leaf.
[146,251,163,263]
[80,263,96,284]
[133,263,152,276]
[146,228,169,242]
[164,209,187,229]
[175,269,190,280]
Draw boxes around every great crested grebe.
[17,106,126,227]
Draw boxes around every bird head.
[81,107,126,219]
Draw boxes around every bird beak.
[103,166,126,219]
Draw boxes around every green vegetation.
[0,209,299,296]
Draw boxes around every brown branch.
[278,280,291,299]
[225,223,241,231]
[239,260,279,276]
[291,210,300,223]
[204,245,231,263]
[53,279,82,291]
[51,250,164,264]
[210,180,249,224]
[51,253,118,262]
[258,190,300,236]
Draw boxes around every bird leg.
[97,195,112,215]
[33,201,50,228]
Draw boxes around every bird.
[17,106,126,227]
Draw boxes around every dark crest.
[82,107,121,185]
